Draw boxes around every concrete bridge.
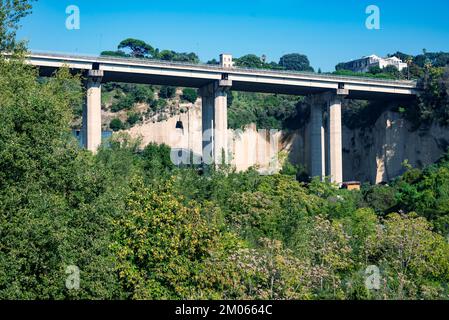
[26,52,419,183]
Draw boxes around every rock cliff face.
[125,103,449,183]
[125,103,296,174]
[342,111,449,183]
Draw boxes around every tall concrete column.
[326,94,343,184]
[214,87,228,165]
[309,96,325,180]
[200,80,232,166]
[201,84,214,165]
[83,70,103,153]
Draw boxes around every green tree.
[368,66,383,74]
[141,142,174,173]
[235,54,267,69]
[279,53,314,72]
[416,67,449,126]
[159,85,176,99]
[218,238,313,299]
[112,177,225,299]
[110,118,124,131]
[111,94,135,112]
[0,0,33,51]
[0,60,123,299]
[131,84,154,103]
[181,88,198,103]
[335,62,347,71]
[366,213,449,299]
[118,38,154,58]
[126,112,141,126]
[157,50,199,63]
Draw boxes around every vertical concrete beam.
[214,86,228,165]
[83,70,103,153]
[309,96,326,179]
[200,84,214,165]
[326,94,343,184]
[200,80,232,166]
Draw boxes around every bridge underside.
[230,81,416,101]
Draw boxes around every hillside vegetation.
[2,51,449,300]
[1,1,449,300]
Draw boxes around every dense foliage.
[0,0,33,51]
[414,67,449,127]
[102,38,200,64]
[181,88,198,104]
[279,54,314,72]
[2,1,449,301]
[227,91,304,130]
[1,50,449,299]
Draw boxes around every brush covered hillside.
[2,53,449,300]
[2,2,449,301]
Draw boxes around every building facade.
[220,54,234,68]
[340,54,408,73]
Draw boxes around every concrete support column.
[83,70,103,153]
[307,91,345,184]
[214,87,228,164]
[309,96,326,180]
[201,84,214,165]
[326,94,343,184]
[200,79,232,165]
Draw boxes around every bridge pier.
[309,96,326,179]
[200,80,232,166]
[326,93,343,184]
[307,91,345,184]
[82,70,103,153]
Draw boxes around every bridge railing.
[28,50,417,86]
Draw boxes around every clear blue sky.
[17,0,449,71]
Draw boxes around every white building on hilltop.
[220,54,234,68]
[340,54,408,73]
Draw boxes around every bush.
[126,112,141,126]
[227,91,301,130]
[141,143,174,171]
[111,95,135,112]
[181,88,198,103]
[153,98,167,111]
[132,85,154,104]
[110,118,124,131]
[278,53,314,72]
[159,86,176,99]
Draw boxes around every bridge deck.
[27,52,418,100]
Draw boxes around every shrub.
[154,99,167,111]
[181,88,198,103]
[126,112,141,126]
[110,118,124,131]
[111,95,135,112]
[159,86,176,99]
[132,85,154,103]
